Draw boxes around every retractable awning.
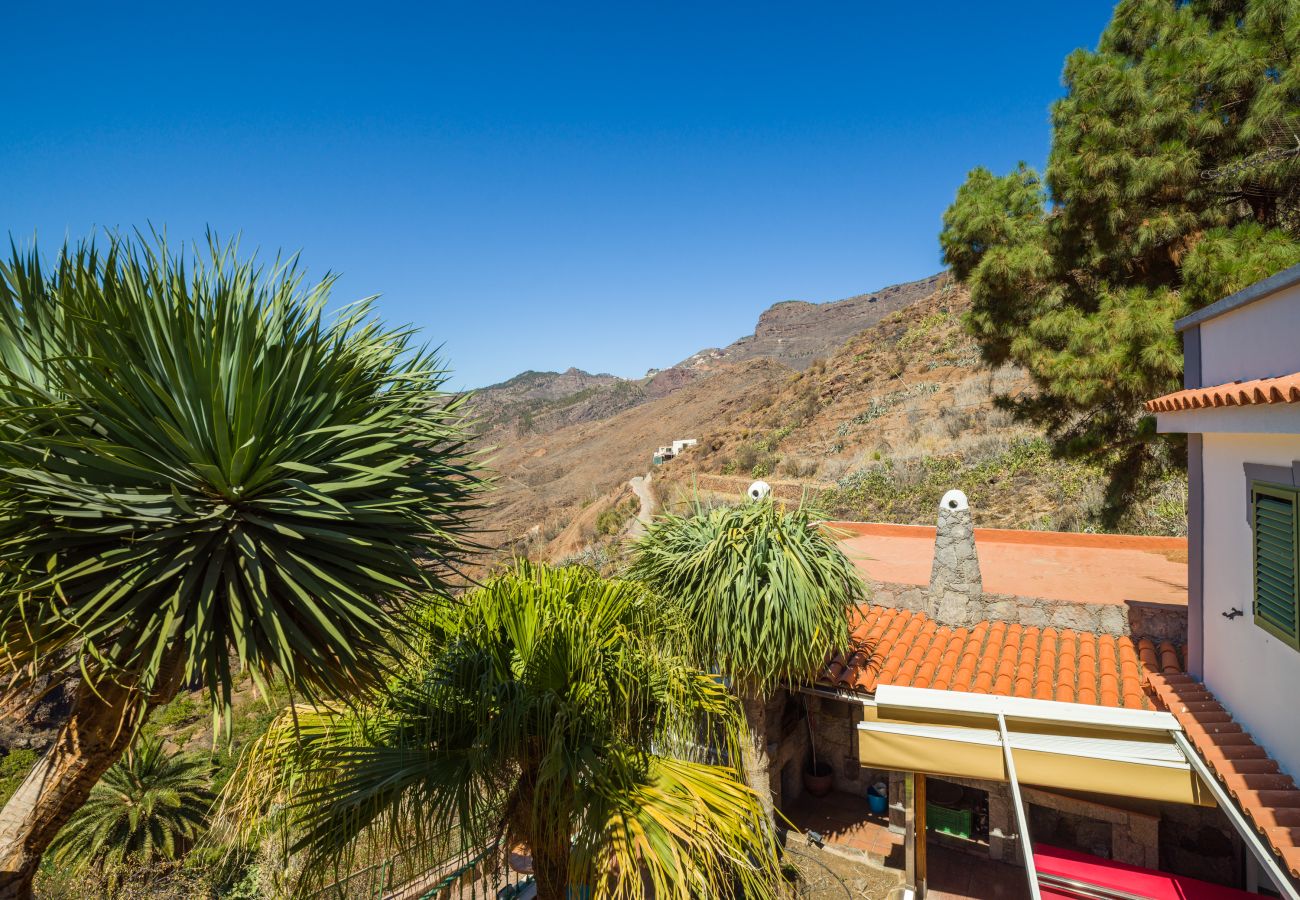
[859,686,1210,806]
[861,686,1300,900]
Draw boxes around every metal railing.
[305,832,535,900]
[303,827,470,900]
[412,846,533,900]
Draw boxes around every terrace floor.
[785,791,1031,900]
[832,522,1187,608]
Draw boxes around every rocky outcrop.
[467,368,645,437]
[0,678,75,753]
[672,272,947,372]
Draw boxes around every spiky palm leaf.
[627,500,864,695]
[49,738,214,871]
[627,500,865,824]
[0,233,488,712]
[218,563,782,900]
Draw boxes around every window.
[1252,481,1300,649]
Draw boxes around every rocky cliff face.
[672,272,948,372]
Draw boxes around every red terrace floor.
[785,791,1030,900]
[832,523,1188,608]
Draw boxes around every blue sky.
[4,2,1114,388]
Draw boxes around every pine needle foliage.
[940,0,1300,521]
[0,232,488,717]
[217,562,781,900]
[49,738,214,872]
[627,500,863,696]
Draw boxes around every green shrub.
[0,750,37,807]
[595,497,639,536]
[154,696,201,730]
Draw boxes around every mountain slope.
[672,272,947,372]
[472,272,1187,566]
[650,284,1187,535]
[469,368,645,437]
[482,357,794,558]
[468,272,948,442]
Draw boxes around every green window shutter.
[1252,482,1300,649]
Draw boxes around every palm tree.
[627,500,866,824]
[49,738,213,875]
[0,234,487,897]
[219,562,782,900]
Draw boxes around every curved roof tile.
[1148,673,1300,879]
[821,605,1172,711]
[1146,372,1300,413]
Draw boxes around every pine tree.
[940,0,1300,520]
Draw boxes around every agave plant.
[0,233,487,897]
[49,738,213,873]
[628,500,865,823]
[219,562,782,900]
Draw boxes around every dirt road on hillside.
[628,473,654,538]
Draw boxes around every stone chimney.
[928,489,982,625]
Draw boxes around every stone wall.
[869,579,1187,642]
[770,691,870,811]
[1022,787,1159,869]
[769,690,809,810]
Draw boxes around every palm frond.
[582,756,779,900]
[628,500,866,694]
[0,232,490,718]
[49,737,214,872]
[218,562,781,898]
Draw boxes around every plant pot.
[802,762,834,797]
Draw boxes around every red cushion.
[1034,844,1256,899]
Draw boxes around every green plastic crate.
[926,803,973,839]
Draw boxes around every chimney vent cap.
[940,489,969,512]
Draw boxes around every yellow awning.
[857,687,1213,807]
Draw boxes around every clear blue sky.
[4,2,1114,389]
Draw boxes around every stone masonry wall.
[771,692,868,814]
[870,579,1187,643]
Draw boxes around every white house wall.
[1157,405,1300,435]
[1200,280,1300,385]
[1202,431,1300,778]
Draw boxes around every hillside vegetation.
[476,277,1186,570]
[659,282,1186,535]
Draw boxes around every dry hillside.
[656,283,1185,534]
[474,276,1187,567]
[480,357,794,558]
[467,273,950,442]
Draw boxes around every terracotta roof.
[1145,372,1300,413]
[1147,673,1300,880]
[823,606,1179,710]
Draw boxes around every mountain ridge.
[469,271,948,439]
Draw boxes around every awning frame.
[1170,730,1300,900]
[868,686,1300,900]
[998,711,1042,900]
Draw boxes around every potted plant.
[801,708,834,797]
[802,757,834,797]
